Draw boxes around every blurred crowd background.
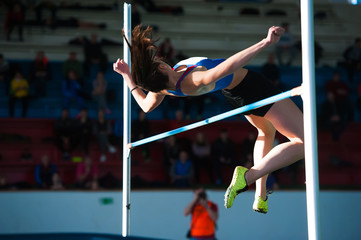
[0,0,360,192]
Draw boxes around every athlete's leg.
[245,98,304,185]
[244,114,275,201]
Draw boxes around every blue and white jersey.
[167,58,233,96]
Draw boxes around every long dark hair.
[122,25,169,92]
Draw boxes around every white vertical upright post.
[300,0,321,239]
[122,2,131,237]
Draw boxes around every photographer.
[184,188,218,240]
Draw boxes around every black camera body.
[198,191,207,199]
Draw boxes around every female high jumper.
[113,25,304,213]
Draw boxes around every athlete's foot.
[224,166,249,209]
[253,196,268,214]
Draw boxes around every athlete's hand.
[113,58,131,76]
[265,26,285,46]
[193,188,203,199]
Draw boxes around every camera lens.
[199,192,206,199]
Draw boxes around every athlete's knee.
[292,137,304,144]
[292,140,305,159]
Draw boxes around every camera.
[198,191,206,199]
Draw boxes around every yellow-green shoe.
[224,166,249,209]
[253,196,268,214]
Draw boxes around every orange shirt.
[11,78,29,98]
[190,200,218,238]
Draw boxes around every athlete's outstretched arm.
[113,59,165,113]
[200,26,284,86]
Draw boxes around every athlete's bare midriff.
[162,66,248,97]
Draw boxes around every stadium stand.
[0,0,360,190]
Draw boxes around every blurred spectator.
[92,71,110,113]
[192,132,213,184]
[184,95,207,120]
[131,3,159,32]
[162,95,181,120]
[319,92,347,141]
[341,38,361,82]
[295,40,323,66]
[262,53,284,90]
[93,109,117,162]
[211,128,236,185]
[5,2,24,41]
[75,156,99,189]
[325,70,353,122]
[74,108,92,155]
[170,150,194,188]
[135,0,158,12]
[98,172,121,189]
[183,188,218,240]
[54,108,76,160]
[266,173,279,194]
[50,172,65,190]
[68,35,88,46]
[0,53,10,95]
[35,155,57,189]
[132,110,151,161]
[62,51,83,82]
[132,3,142,29]
[262,53,280,83]
[0,175,11,190]
[175,50,189,63]
[29,51,52,97]
[62,70,84,109]
[90,179,101,190]
[9,70,29,117]
[313,41,324,66]
[169,109,191,151]
[157,38,175,66]
[34,0,57,25]
[83,34,108,76]
[132,110,150,140]
[163,135,181,175]
[274,22,298,66]
[112,118,123,145]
